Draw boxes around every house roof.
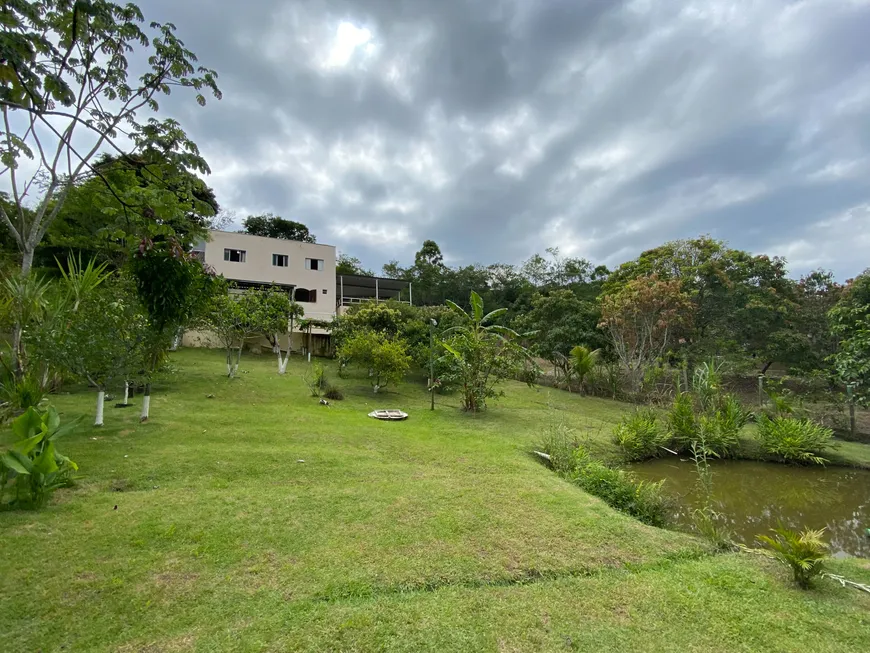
[336,274,410,292]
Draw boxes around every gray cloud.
[150,0,870,278]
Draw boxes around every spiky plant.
[569,345,600,394]
[757,526,829,589]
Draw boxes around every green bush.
[757,525,829,589]
[323,385,344,401]
[613,409,668,461]
[573,458,670,527]
[0,406,79,509]
[756,415,834,464]
[539,418,580,475]
[667,392,697,450]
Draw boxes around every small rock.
[296,459,305,463]
[123,455,128,458]
[206,394,215,399]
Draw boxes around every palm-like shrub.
[613,409,668,461]
[570,345,600,394]
[756,415,833,464]
[757,526,828,589]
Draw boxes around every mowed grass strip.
[1,348,868,652]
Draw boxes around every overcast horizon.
[148,0,870,280]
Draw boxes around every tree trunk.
[123,381,130,406]
[226,348,234,378]
[760,361,773,374]
[20,246,34,276]
[95,389,105,427]
[140,383,151,422]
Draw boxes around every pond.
[631,459,870,558]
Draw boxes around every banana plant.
[440,291,537,411]
[0,406,80,509]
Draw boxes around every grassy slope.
[1,349,868,652]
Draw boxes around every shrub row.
[612,393,834,465]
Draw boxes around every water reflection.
[631,459,870,558]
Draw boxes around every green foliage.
[0,405,79,509]
[572,456,670,528]
[0,0,220,277]
[243,214,315,243]
[755,415,834,465]
[514,290,604,368]
[613,409,667,462]
[41,279,149,393]
[756,526,829,589]
[599,274,692,393]
[692,359,723,411]
[829,270,870,404]
[667,392,697,450]
[699,394,748,457]
[666,364,748,457]
[303,362,328,397]
[323,385,344,401]
[203,286,263,378]
[570,345,600,393]
[0,357,45,421]
[337,331,411,393]
[336,254,373,276]
[44,153,220,270]
[689,439,733,551]
[441,291,536,411]
[539,413,581,475]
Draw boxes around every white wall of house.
[200,230,337,325]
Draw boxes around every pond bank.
[631,458,870,558]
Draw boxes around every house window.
[224,248,246,263]
[294,287,317,303]
[322,289,328,295]
[305,258,324,271]
[272,253,288,267]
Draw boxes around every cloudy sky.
[150,0,870,279]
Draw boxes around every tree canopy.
[242,214,316,243]
[0,0,221,275]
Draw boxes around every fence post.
[757,374,765,407]
[847,383,856,440]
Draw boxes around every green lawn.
[2,348,869,652]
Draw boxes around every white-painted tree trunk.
[123,381,129,405]
[140,383,151,422]
[277,349,289,374]
[169,328,183,351]
[94,390,105,426]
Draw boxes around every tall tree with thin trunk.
[599,275,692,393]
[0,0,220,376]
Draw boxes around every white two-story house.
[187,230,337,354]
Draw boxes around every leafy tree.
[830,270,870,405]
[441,291,535,412]
[521,247,592,289]
[40,153,219,270]
[336,253,373,276]
[337,330,411,393]
[787,270,843,374]
[514,289,604,377]
[242,214,315,243]
[0,0,221,276]
[129,240,221,417]
[244,286,303,374]
[599,275,692,393]
[204,288,262,379]
[43,278,148,426]
[604,237,797,370]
